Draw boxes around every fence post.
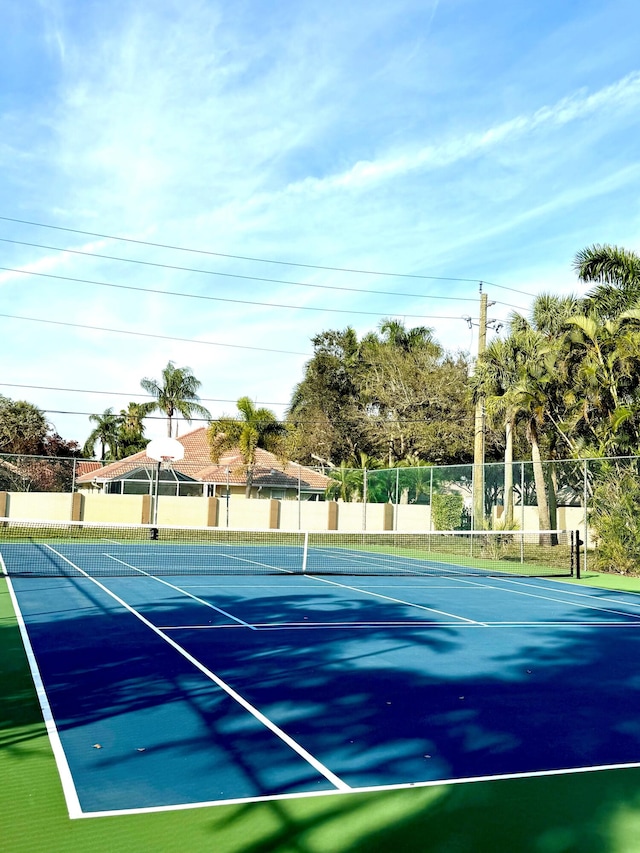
[429,467,433,531]
[363,468,367,531]
[583,459,588,574]
[394,467,400,531]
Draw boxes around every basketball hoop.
[147,437,185,465]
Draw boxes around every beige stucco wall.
[5,492,79,520]
[335,501,393,531]
[222,496,277,529]
[278,500,332,531]
[393,504,432,531]
[81,494,150,524]
[155,496,218,528]
[0,492,592,542]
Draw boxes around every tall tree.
[0,396,80,492]
[359,319,447,465]
[0,396,51,455]
[474,297,577,532]
[575,244,640,318]
[559,310,640,455]
[118,402,155,456]
[83,408,121,460]
[287,328,367,465]
[208,397,286,498]
[140,361,211,437]
[472,336,522,526]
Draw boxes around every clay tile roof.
[75,461,103,477]
[76,427,331,490]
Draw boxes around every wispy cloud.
[284,71,640,195]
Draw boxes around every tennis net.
[0,518,574,578]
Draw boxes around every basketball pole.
[153,460,161,525]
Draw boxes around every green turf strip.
[3,573,640,853]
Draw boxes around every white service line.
[104,554,257,630]
[216,552,296,573]
[494,576,640,609]
[44,545,350,794]
[306,574,489,626]
[450,575,640,621]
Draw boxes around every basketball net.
[160,456,175,471]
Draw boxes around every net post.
[575,529,582,579]
[570,530,575,576]
[301,530,309,574]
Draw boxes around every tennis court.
[4,519,640,819]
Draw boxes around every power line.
[0,217,539,297]
[0,266,477,317]
[0,382,288,407]
[0,213,502,285]
[0,237,490,300]
[0,313,311,356]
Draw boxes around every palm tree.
[510,361,553,535]
[140,361,211,437]
[378,318,441,355]
[118,401,155,456]
[208,397,286,498]
[326,461,363,502]
[474,299,576,534]
[472,336,522,526]
[560,309,640,455]
[575,244,640,318]
[83,408,121,460]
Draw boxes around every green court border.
[3,572,640,853]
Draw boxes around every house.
[75,427,331,500]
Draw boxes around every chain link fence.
[5,451,640,572]
[0,453,622,514]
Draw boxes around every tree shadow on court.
[208,767,640,853]
[5,576,640,850]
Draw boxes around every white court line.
[305,575,489,626]
[160,620,640,631]
[43,545,351,800]
[309,546,473,576]
[493,576,640,609]
[206,552,297,574]
[104,555,257,630]
[1,559,83,820]
[78,758,640,819]
[447,574,640,621]
[127,551,297,575]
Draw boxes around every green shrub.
[432,493,464,530]
[590,465,640,574]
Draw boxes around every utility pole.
[472,286,488,530]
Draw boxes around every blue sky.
[1,0,639,448]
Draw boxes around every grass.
[3,571,640,851]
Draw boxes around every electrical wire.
[0,312,311,356]
[0,266,479,317]
[0,215,539,297]
[0,382,287,407]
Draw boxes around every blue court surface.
[6,541,640,819]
